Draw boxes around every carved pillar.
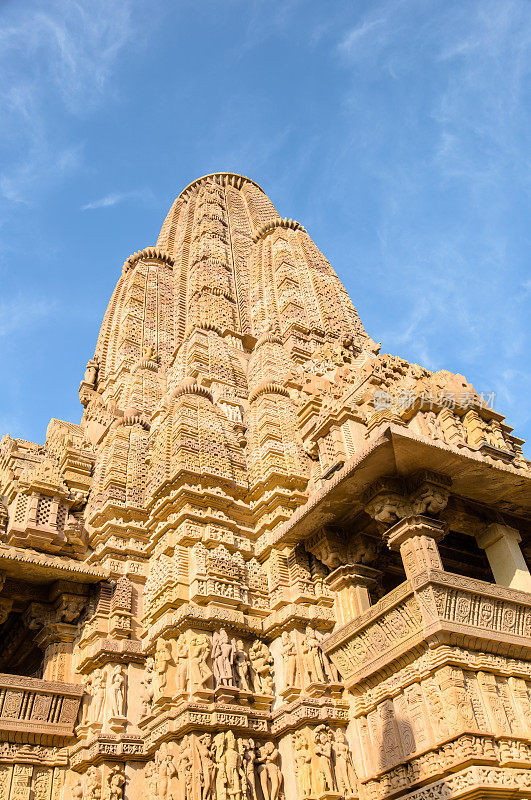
[384,516,445,580]
[477,523,531,592]
[35,622,78,682]
[325,564,380,625]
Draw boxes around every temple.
[0,172,530,800]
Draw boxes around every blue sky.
[1,0,530,453]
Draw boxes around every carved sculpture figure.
[156,743,176,800]
[141,656,155,715]
[302,627,325,684]
[155,639,173,698]
[109,664,125,717]
[249,640,274,694]
[257,741,282,800]
[190,633,213,689]
[145,762,158,800]
[72,777,83,800]
[280,630,300,689]
[212,628,236,688]
[175,735,194,800]
[315,629,339,682]
[85,766,102,800]
[293,731,312,799]
[333,729,357,796]
[235,639,251,691]
[81,675,93,724]
[214,731,246,800]
[313,726,335,794]
[242,738,258,800]
[175,634,189,692]
[196,733,215,800]
[91,668,106,721]
[107,764,126,800]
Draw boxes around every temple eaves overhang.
[256,423,531,559]
[0,544,109,584]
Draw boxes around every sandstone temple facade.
[1,172,531,800]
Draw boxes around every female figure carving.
[212,629,235,687]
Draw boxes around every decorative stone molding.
[0,673,83,740]
[323,569,531,688]
[122,246,174,273]
[252,217,307,243]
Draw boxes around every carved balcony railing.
[323,570,531,689]
[0,673,83,742]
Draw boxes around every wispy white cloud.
[0,1,136,205]
[81,190,150,211]
[333,0,531,450]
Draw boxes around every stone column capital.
[325,563,381,593]
[34,621,79,650]
[384,515,446,551]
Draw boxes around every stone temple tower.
[0,173,531,800]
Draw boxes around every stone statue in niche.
[249,639,274,694]
[234,639,252,691]
[190,633,212,689]
[144,762,158,800]
[333,729,357,797]
[313,725,336,794]
[280,630,300,689]
[155,639,173,697]
[80,675,93,725]
[107,764,126,800]
[174,735,194,800]
[175,634,190,692]
[315,629,340,682]
[302,627,326,684]
[242,738,258,800]
[156,742,176,799]
[257,741,283,800]
[85,765,102,800]
[293,731,312,799]
[91,668,106,721]
[109,664,125,717]
[140,656,155,715]
[197,733,215,800]
[212,628,236,688]
[214,730,245,800]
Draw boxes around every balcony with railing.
[322,567,531,689]
[0,672,83,742]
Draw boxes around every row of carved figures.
[294,726,357,799]
[80,664,126,726]
[73,764,125,800]
[139,627,338,713]
[39,727,357,800]
[145,732,282,800]
[280,628,339,689]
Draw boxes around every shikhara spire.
[0,173,530,800]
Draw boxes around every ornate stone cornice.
[248,382,290,404]
[252,216,306,242]
[177,172,265,200]
[122,246,174,273]
[171,378,214,403]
